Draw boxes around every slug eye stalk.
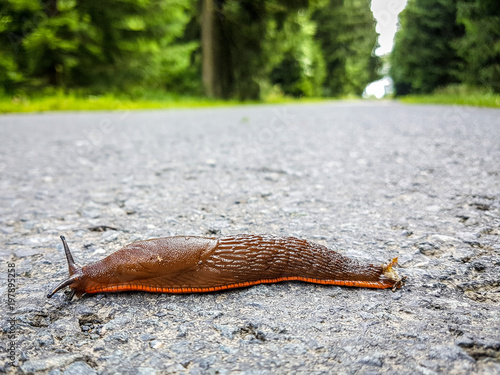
[47,236,82,299]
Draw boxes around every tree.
[390,0,463,95]
[200,0,230,98]
[0,0,48,92]
[313,0,380,96]
[69,0,198,93]
[268,8,325,97]
[1,0,386,98]
[0,0,197,94]
[200,0,312,100]
[454,0,500,92]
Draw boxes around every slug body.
[47,235,404,298]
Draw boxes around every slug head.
[47,235,84,300]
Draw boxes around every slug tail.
[47,235,83,299]
[381,257,406,291]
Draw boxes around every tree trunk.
[201,0,232,98]
[42,0,59,86]
[202,0,217,97]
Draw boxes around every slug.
[47,235,405,299]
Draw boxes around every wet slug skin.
[47,235,405,299]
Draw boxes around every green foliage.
[22,4,82,86]
[0,51,23,95]
[0,0,198,94]
[216,0,270,99]
[454,0,500,92]
[390,0,462,96]
[268,9,326,97]
[0,90,330,113]
[203,0,319,100]
[1,0,380,100]
[72,0,199,93]
[399,84,500,107]
[313,0,380,96]
[391,0,500,96]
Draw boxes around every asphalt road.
[1,101,499,374]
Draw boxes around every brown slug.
[47,235,405,299]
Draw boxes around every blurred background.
[0,0,498,107]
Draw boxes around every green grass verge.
[0,92,331,114]
[400,94,500,108]
[0,94,243,113]
[2,84,499,113]
[398,85,500,108]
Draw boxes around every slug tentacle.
[47,235,405,299]
[46,274,80,299]
[47,236,84,299]
[60,235,79,275]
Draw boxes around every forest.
[391,0,500,96]
[0,0,380,100]
[1,0,498,102]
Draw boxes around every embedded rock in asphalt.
[1,101,499,374]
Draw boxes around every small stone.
[472,261,486,272]
[401,230,413,237]
[62,361,97,375]
[81,208,100,219]
[124,198,141,213]
[418,242,440,255]
[36,333,54,347]
[102,316,131,333]
[137,367,157,375]
[425,205,441,212]
[0,226,14,234]
[430,234,460,244]
[20,354,85,374]
[359,355,383,367]
[102,231,119,242]
[139,334,156,341]
[149,340,163,349]
[107,332,128,343]
[215,324,239,339]
[196,355,216,370]
[14,248,40,258]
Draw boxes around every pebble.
[20,354,85,374]
[62,362,97,375]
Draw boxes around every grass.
[398,85,500,108]
[0,91,330,114]
[3,85,498,113]
[0,93,242,113]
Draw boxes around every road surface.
[1,101,499,374]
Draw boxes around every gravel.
[1,101,499,374]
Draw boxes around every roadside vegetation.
[1,0,378,113]
[391,0,499,106]
[398,85,500,108]
[1,1,497,113]
[0,92,237,113]
[0,89,332,113]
